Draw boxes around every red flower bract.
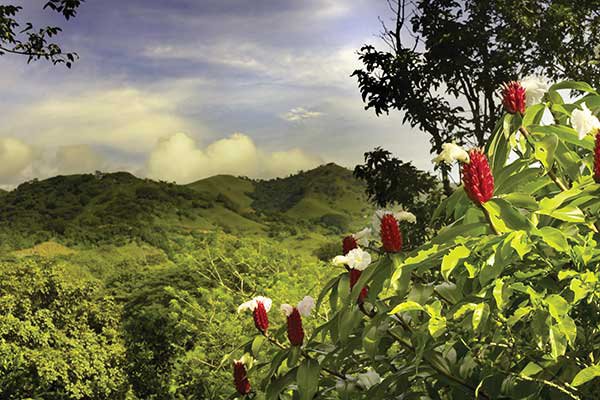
[462,149,494,205]
[252,301,269,333]
[595,131,600,183]
[233,361,251,395]
[501,81,526,114]
[343,235,358,255]
[380,214,402,253]
[286,307,305,346]
[349,268,368,303]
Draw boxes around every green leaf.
[424,300,446,338]
[266,367,298,400]
[389,301,425,314]
[521,362,544,378]
[550,80,598,94]
[522,103,547,128]
[531,125,595,150]
[545,295,569,319]
[533,133,558,169]
[493,279,507,310]
[509,231,532,259]
[549,325,567,359]
[535,226,569,252]
[297,358,320,400]
[251,335,265,356]
[482,198,534,233]
[572,365,600,387]
[537,205,586,223]
[472,303,487,331]
[441,245,471,280]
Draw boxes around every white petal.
[280,304,294,317]
[346,248,372,271]
[254,296,272,312]
[394,211,417,224]
[353,227,372,247]
[357,370,381,389]
[521,75,549,107]
[237,299,257,313]
[297,296,315,317]
[433,143,469,165]
[332,255,349,266]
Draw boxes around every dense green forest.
[0,163,374,399]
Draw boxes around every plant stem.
[262,333,345,379]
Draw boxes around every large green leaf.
[482,198,534,233]
[297,358,320,400]
[549,80,598,94]
[572,365,600,387]
[441,245,470,280]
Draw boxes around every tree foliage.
[0,0,83,67]
[354,147,444,247]
[352,0,600,188]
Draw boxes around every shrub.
[229,79,600,399]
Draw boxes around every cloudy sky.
[0,0,432,187]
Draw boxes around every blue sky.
[0,0,431,186]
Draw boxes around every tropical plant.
[228,78,600,400]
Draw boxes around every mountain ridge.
[0,163,372,253]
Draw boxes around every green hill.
[0,163,372,254]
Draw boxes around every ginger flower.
[571,103,600,140]
[332,248,371,271]
[237,296,272,333]
[280,296,315,346]
[501,81,526,114]
[462,149,494,205]
[233,359,251,395]
[433,143,470,165]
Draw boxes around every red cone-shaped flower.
[252,301,269,333]
[462,149,494,205]
[233,361,251,395]
[349,268,368,303]
[380,214,402,253]
[286,308,305,346]
[343,235,358,255]
[595,131,600,183]
[501,81,526,114]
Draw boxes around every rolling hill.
[0,163,373,254]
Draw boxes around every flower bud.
[380,214,402,253]
[343,235,358,255]
[233,360,251,395]
[501,81,526,114]
[286,307,305,346]
[253,301,269,333]
[462,149,494,205]
[238,296,272,334]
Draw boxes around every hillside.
[0,163,372,254]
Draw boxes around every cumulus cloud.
[0,137,34,181]
[146,132,322,183]
[282,107,324,121]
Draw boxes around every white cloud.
[0,137,34,181]
[282,107,324,121]
[3,88,193,152]
[146,132,322,183]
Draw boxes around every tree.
[0,0,84,67]
[352,0,600,191]
[354,147,444,247]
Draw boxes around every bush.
[229,79,600,399]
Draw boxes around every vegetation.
[0,163,381,399]
[231,79,600,399]
[353,0,600,190]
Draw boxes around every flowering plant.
[229,79,600,399]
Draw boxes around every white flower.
[280,303,294,317]
[237,296,272,313]
[357,370,381,390]
[521,75,549,106]
[594,43,600,59]
[352,227,372,247]
[332,248,372,271]
[395,210,417,224]
[432,143,469,165]
[571,103,600,139]
[297,296,315,317]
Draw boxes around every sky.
[0,0,433,187]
